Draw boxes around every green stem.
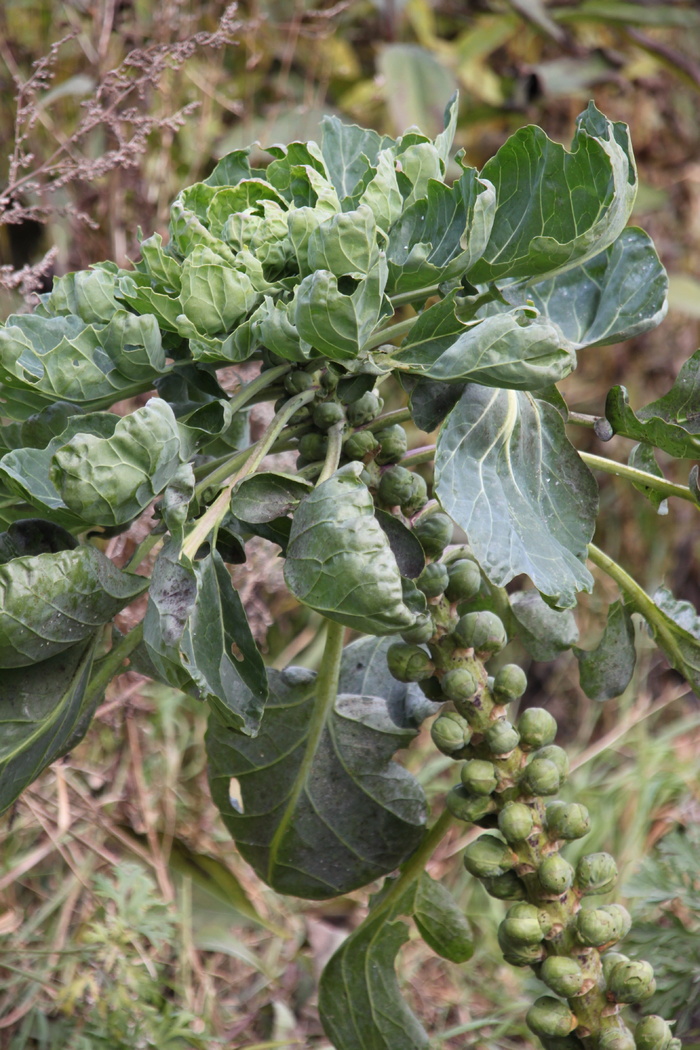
[365,406,414,432]
[366,809,455,921]
[85,622,144,707]
[266,619,345,885]
[566,411,599,428]
[192,422,309,488]
[227,363,292,417]
[317,421,345,484]
[580,451,696,504]
[390,283,441,308]
[361,315,418,352]
[182,387,315,561]
[125,530,163,571]
[401,445,436,468]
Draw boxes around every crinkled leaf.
[628,444,668,514]
[468,103,636,284]
[0,636,98,814]
[0,544,146,667]
[50,398,184,528]
[307,204,379,278]
[255,296,312,362]
[353,148,405,234]
[294,256,388,361]
[144,544,267,734]
[205,636,428,898]
[205,180,287,238]
[508,588,579,660]
[320,116,395,201]
[232,472,312,523]
[435,385,598,608]
[178,245,259,337]
[135,231,183,291]
[117,272,182,333]
[575,599,636,700]
[284,464,415,634]
[413,873,474,963]
[40,267,120,323]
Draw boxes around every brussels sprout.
[575,852,618,896]
[534,745,569,779]
[482,870,527,901]
[462,834,515,879]
[453,611,507,656]
[601,951,629,984]
[346,390,383,425]
[343,429,380,460]
[401,472,429,515]
[444,559,482,603]
[377,465,414,507]
[607,960,656,1004]
[401,614,434,645]
[446,785,494,823]
[537,854,575,896]
[374,423,408,465]
[634,1015,674,1050]
[526,996,578,1039]
[545,801,591,841]
[576,904,631,948]
[416,562,449,598]
[540,955,585,998]
[313,400,345,430]
[460,759,498,796]
[320,367,340,392]
[284,370,315,394]
[298,432,328,461]
[441,667,479,702]
[522,757,561,797]
[431,712,472,755]
[492,663,528,703]
[386,643,434,683]
[485,718,520,755]
[499,803,534,844]
[517,707,558,749]
[412,512,454,559]
[598,1027,636,1050]
[500,902,547,946]
[498,930,546,968]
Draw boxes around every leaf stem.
[182,388,316,562]
[367,808,454,920]
[580,451,696,504]
[401,444,436,467]
[125,530,163,571]
[317,421,345,484]
[227,363,292,417]
[85,622,144,707]
[390,283,442,308]
[566,411,599,428]
[361,315,418,352]
[365,406,414,432]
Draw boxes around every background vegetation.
[0,2,699,1047]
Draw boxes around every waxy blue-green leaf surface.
[320,116,395,201]
[284,465,415,634]
[575,599,636,701]
[436,385,598,607]
[294,257,389,361]
[231,472,311,524]
[205,636,428,899]
[508,588,579,660]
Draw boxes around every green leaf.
[178,246,259,337]
[205,180,287,238]
[408,376,465,433]
[307,203,379,277]
[374,509,425,579]
[353,148,405,234]
[635,585,700,694]
[435,386,598,608]
[0,518,76,564]
[294,257,389,361]
[0,636,98,814]
[231,472,312,524]
[0,543,146,667]
[203,147,253,187]
[379,43,458,143]
[575,599,636,700]
[508,588,579,660]
[320,116,395,201]
[413,873,474,963]
[284,464,415,634]
[50,399,184,528]
[206,637,428,899]
[254,296,313,363]
[628,444,668,514]
[40,267,120,323]
[144,544,267,735]
[468,103,636,284]
[116,272,182,334]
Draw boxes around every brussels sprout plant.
[0,96,693,1048]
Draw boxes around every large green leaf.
[307,203,379,278]
[50,399,184,528]
[283,464,415,634]
[177,245,260,338]
[508,588,579,660]
[639,586,700,694]
[0,636,98,814]
[0,544,146,667]
[143,544,267,735]
[435,385,598,608]
[412,874,474,963]
[231,472,312,524]
[206,636,428,899]
[467,103,636,284]
[38,266,121,323]
[294,257,389,361]
[575,599,636,701]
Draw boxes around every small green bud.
[498,803,534,844]
[431,712,472,755]
[446,785,494,823]
[374,423,408,465]
[576,852,618,896]
[576,904,631,948]
[598,1028,636,1050]
[602,952,630,984]
[545,801,591,841]
[416,562,449,598]
[492,663,528,703]
[538,854,575,896]
[534,744,569,779]
[635,1015,674,1050]
[500,902,546,946]
[453,610,507,656]
[517,707,558,749]
[522,757,561,797]
[412,512,454,559]
[462,834,514,879]
[386,643,434,683]
[441,668,479,703]
[320,367,339,392]
[485,718,520,755]
[401,472,429,515]
[343,429,379,460]
[482,870,527,900]
[377,465,414,507]
[607,960,656,1004]
[298,432,327,461]
[460,759,498,796]
[284,370,314,394]
[401,614,434,645]
[498,932,545,967]
[444,559,482,603]
[346,390,383,425]
[540,955,586,998]
[526,996,578,1039]
[312,400,345,430]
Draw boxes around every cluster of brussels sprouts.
[381,498,678,1050]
